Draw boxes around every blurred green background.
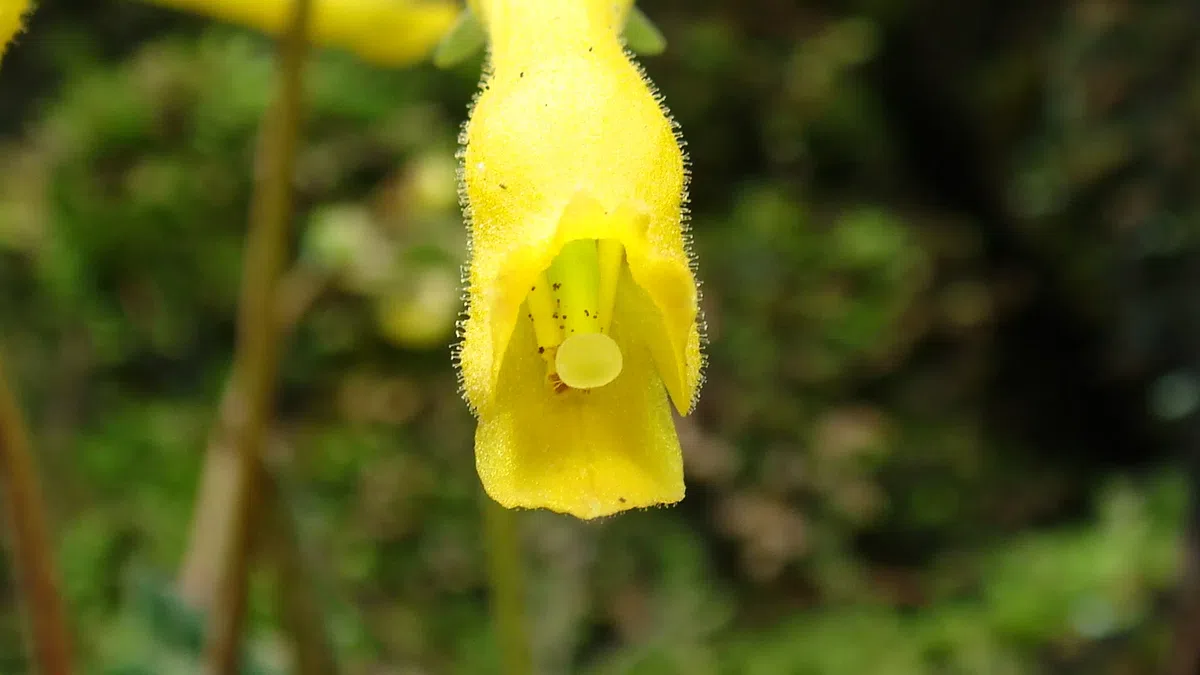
[2,0,1199,673]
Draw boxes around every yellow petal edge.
[137,0,458,66]
[458,0,703,519]
[1,0,30,61]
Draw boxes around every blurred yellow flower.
[458,0,702,519]
[1,0,30,60]
[138,0,457,66]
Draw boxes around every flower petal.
[621,216,703,414]
[475,269,684,519]
[460,190,701,415]
[1,0,30,60]
[551,196,702,414]
[139,0,458,66]
[458,15,699,413]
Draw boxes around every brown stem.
[177,378,245,611]
[0,352,74,675]
[178,267,327,610]
[1169,523,1200,675]
[202,0,312,672]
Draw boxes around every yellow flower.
[1,0,30,60]
[458,0,703,519]
[136,0,458,66]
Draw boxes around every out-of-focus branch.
[184,367,338,675]
[178,266,327,610]
[202,0,312,672]
[181,271,335,674]
[1170,518,1200,675]
[0,352,74,675]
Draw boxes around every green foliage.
[722,476,1183,674]
[0,1,1194,673]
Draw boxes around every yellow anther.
[555,332,623,390]
[526,272,561,362]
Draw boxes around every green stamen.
[525,238,626,392]
[547,239,602,335]
[597,239,623,334]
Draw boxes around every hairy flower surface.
[458,0,702,519]
[1,0,29,60]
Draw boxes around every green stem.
[202,0,312,672]
[482,497,532,675]
[0,351,74,675]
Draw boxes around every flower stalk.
[0,352,74,675]
[483,496,532,675]
[202,0,311,671]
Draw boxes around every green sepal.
[433,7,487,69]
[624,6,667,56]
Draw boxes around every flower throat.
[526,239,625,393]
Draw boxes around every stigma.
[526,238,625,393]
